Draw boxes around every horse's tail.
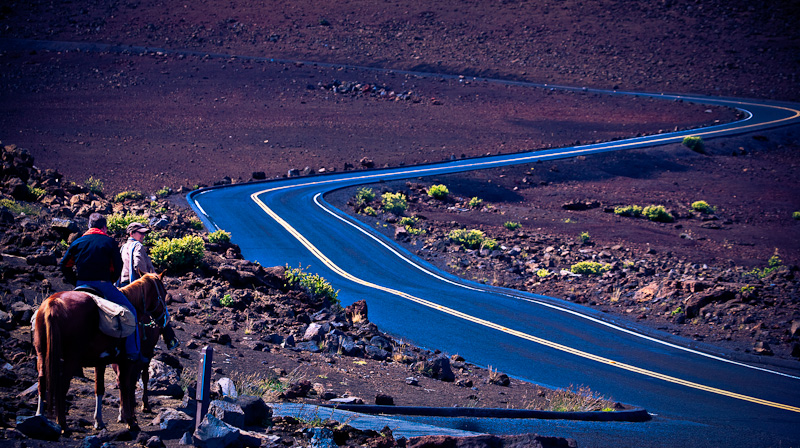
[43,300,63,417]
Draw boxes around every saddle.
[75,286,137,339]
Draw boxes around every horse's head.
[123,272,179,350]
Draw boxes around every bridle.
[138,276,170,329]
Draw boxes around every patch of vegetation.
[107,212,148,234]
[354,187,375,211]
[481,238,499,251]
[670,306,683,316]
[381,192,408,215]
[220,294,234,307]
[84,176,104,195]
[398,217,417,227]
[643,205,674,222]
[504,221,521,230]
[155,186,172,197]
[361,206,377,216]
[208,229,231,244]
[188,217,205,230]
[468,197,483,208]
[536,269,550,278]
[542,385,612,412]
[427,184,449,200]
[150,235,205,271]
[570,261,612,275]
[0,198,40,216]
[579,231,591,243]
[448,228,486,249]
[682,135,705,153]
[691,200,714,214]
[285,264,340,306]
[27,185,46,200]
[745,253,783,278]
[793,211,800,220]
[113,190,143,203]
[614,205,642,217]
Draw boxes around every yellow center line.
[250,190,800,414]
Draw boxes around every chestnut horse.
[33,272,177,433]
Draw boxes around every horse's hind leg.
[93,365,106,430]
[36,374,45,417]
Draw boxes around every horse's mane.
[120,273,158,313]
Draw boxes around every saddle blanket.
[32,293,136,339]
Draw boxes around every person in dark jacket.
[59,213,145,363]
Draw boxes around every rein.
[125,276,169,329]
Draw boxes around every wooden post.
[195,345,213,431]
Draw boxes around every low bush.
[113,190,143,203]
[398,217,417,227]
[354,187,375,206]
[427,184,449,200]
[220,294,234,307]
[643,205,674,222]
[691,200,714,214]
[188,217,205,230]
[570,261,611,275]
[504,221,522,230]
[793,211,800,220]
[481,238,499,251]
[155,186,172,197]
[381,192,408,215]
[284,264,340,305]
[107,213,148,234]
[449,228,486,249]
[468,197,483,208]
[361,206,377,216]
[579,231,591,243]
[682,136,705,153]
[84,176,104,195]
[746,253,783,278]
[536,269,550,278]
[614,205,642,217]
[208,229,231,244]
[0,198,39,216]
[151,235,205,271]
[27,185,46,200]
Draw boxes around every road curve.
[187,74,800,446]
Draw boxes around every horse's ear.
[136,268,145,279]
[159,270,167,280]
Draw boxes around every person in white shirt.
[119,222,156,286]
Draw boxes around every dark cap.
[126,222,150,235]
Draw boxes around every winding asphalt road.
[188,84,800,447]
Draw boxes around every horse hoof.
[94,422,105,430]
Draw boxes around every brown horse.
[33,272,177,433]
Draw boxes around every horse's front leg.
[93,365,106,430]
[141,361,151,413]
[117,364,141,431]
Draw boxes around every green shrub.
[398,217,417,227]
[691,200,714,214]
[188,217,205,230]
[381,192,408,215]
[406,226,425,236]
[208,229,231,244]
[355,187,375,203]
[84,176,104,195]
[107,213,148,234]
[793,211,800,220]
[449,228,486,249]
[614,205,642,217]
[504,221,521,230]
[220,294,234,307]
[361,206,377,216]
[0,198,40,216]
[468,197,483,208]
[536,269,550,278]
[284,264,339,305]
[113,190,143,203]
[682,136,705,153]
[27,185,46,200]
[481,238,499,251]
[570,261,611,275]
[427,184,449,200]
[643,205,674,222]
[580,231,591,243]
[156,186,172,197]
[151,235,205,271]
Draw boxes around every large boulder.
[414,355,455,382]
